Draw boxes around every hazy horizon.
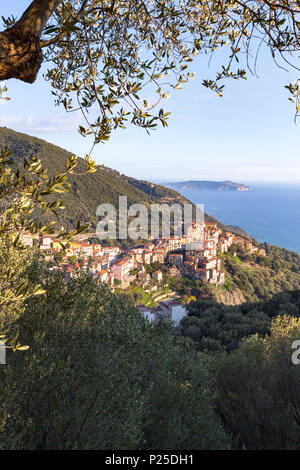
[152,178,300,186]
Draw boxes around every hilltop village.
[20,222,266,325]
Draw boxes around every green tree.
[0,1,300,142]
[0,146,95,346]
[214,315,300,450]
[0,270,228,449]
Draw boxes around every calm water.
[177,185,300,254]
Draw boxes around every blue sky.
[1,1,300,184]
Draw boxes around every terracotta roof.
[115,258,131,266]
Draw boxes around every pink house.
[112,257,133,281]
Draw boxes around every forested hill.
[179,243,300,351]
[0,127,248,236]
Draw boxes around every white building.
[158,301,187,326]
[39,235,53,250]
[138,306,156,324]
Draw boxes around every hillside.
[216,243,300,303]
[165,240,300,312]
[177,245,300,351]
[181,288,300,352]
[0,127,248,237]
[165,180,250,191]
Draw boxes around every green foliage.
[42,0,232,144]
[181,298,271,352]
[218,244,300,303]
[0,138,96,348]
[144,262,164,275]
[0,237,40,335]
[36,0,300,143]
[0,271,228,450]
[181,289,300,352]
[2,1,300,449]
[167,274,204,298]
[214,316,300,449]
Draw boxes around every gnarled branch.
[0,0,62,83]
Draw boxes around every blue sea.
[173,184,300,254]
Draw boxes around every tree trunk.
[0,0,61,83]
[0,28,43,83]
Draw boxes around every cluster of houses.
[19,223,267,326]
[20,222,266,293]
[166,224,265,285]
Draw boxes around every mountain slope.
[0,127,194,229]
[0,127,249,237]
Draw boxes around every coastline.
[170,184,300,254]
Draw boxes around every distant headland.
[164,180,251,192]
